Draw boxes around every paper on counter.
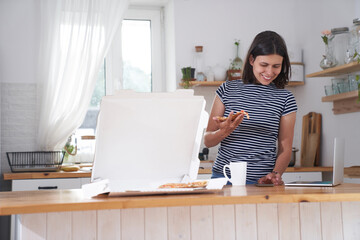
[82,179,110,198]
[206,178,227,189]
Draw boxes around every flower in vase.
[234,39,240,46]
[321,30,331,45]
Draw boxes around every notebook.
[285,137,344,187]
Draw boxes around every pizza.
[216,110,250,122]
[158,180,208,189]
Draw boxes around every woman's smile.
[250,54,283,85]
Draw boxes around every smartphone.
[255,183,274,187]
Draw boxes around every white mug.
[223,162,247,186]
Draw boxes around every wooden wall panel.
[190,205,213,240]
[19,213,46,240]
[278,203,300,240]
[16,201,360,240]
[72,211,97,240]
[257,203,279,240]
[342,201,360,240]
[97,209,121,240]
[145,207,168,240]
[213,204,236,240]
[299,202,322,239]
[167,206,191,240]
[121,208,145,240]
[47,212,71,240]
[235,204,257,240]
[320,202,343,240]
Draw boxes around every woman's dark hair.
[242,31,291,89]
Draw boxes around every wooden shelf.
[179,81,224,87]
[287,81,305,86]
[322,91,360,115]
[306,62,360,78]
[307,62,360,115]
[322,90,358,102]
[179,81,304,87]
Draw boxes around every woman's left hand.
[258,172,284,186]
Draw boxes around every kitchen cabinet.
[180,80,304,87]
[306,61,360,114]
[4,173,90,240]
[4,171,91,191]
[12,178,82,191]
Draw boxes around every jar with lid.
[77,135,95,163]
[350,18,360,61]
[193,46,205,81]
[330,27,350,65]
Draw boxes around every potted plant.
[228,39,242,81]
[181,67,195,89]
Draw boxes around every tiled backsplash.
[1,82,38,190]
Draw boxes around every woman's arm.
[258,111,296,185]
[203,96,244,148]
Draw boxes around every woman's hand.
[212,111,244,137]
[258,172,284,186]
[204,96,245,148]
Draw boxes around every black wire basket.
[7,151,65,172]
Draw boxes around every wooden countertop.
[1,183,360,216]
[3,167,335,180]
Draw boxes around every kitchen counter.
[6,166,360,180]
[2,184,360,239]
[3,166,336,180]
[1,183,360,216]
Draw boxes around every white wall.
[0,0,359,173]
[0,0,38,84]
[174,0,360,167]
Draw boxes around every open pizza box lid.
[82,90,226,198]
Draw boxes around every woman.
[204,31,297,185]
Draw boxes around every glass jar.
[330,27,350,65]
[320,44,336,69]
[350,18,360,61]
[194,46,205,81]
[348,74,359,91]
[231,43,243,70]
[77,135,95,163]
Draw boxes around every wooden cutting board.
[300,112,322,167]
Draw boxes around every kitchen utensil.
[7,151,65,172]
[202,148,209,160]
[300,112,322,167]
[289,147,299,167]
[303,133,319,167]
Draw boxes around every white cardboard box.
[86,90,213,195]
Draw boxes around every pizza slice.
[216,110,250,122]
[158,181,208,189]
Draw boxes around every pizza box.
[82,90,225,197]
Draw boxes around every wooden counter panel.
[3,167,338,180]
[2,184,360,216]
[3,170,92,180]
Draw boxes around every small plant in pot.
[181,67,195,89]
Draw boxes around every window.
[80,8,164,131]
[122,19,152,92]
[122,8,163,92]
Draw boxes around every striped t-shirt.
[213,80,298,182]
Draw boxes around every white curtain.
[37,0,129,150]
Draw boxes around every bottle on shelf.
[194,46,206,81]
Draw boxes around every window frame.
[106,7,165,94]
